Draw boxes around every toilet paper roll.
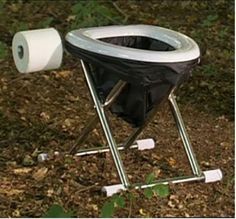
[12,28,63,73]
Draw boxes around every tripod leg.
[80,60,130,188]
[70,79,126,154]
[168,93,202,176]
[69,115,98,154]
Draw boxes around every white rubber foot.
[37,153,49,162]
[102,184,126,197]
[136,138,155,150]
[37,151,60,162]
[203,169,223,183]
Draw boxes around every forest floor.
[0,1,234,218]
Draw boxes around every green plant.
[101,194,125,218]
[70,1,124,29]
[0,41,8,59]
[100,173,170,217]
[201,14,219,27]
[0,0,6,10]
[218,27,229,39]
[143,173,169,199]
[201,64,218,77]
[42,204,74,218]
[9,21,29,35]
[37,17,54,28]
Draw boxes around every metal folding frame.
[72,59,222,196]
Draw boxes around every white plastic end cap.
[136,138,155,150]
[37,153,49,162]
[203,169,223,183]
[102,184,126,197]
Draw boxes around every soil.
[0,1,234,218]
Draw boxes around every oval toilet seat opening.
[82,25,183,49]
[98,35,176,52]
[66,25,200,63]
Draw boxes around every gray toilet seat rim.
[66,25,200,63]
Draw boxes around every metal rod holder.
[75,143,139,157]
[69,79,127,154]
[168,93,202,176]
[103,174,205,196]
[80,60,130,188]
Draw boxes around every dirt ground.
[0,1,234,218]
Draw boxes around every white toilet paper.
[12,28,63,73]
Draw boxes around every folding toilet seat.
[12,25,222,196]
[64,25,222,196]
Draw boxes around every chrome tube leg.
[168,93,202,176]
[70,80,126,154]
[104,80,127,107]
[122,100,163,149]
[69,115,98,154]
[80,60,130,188]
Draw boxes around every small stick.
[77,184,98,193]
[112,2,129,22]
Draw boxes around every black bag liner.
[65,36,198,127]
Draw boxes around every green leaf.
[9,21,29,35]
[0,0,6,10]
[70,1,123,29]
[100,201,115,218]
[71,2,84,14]
[127,192,135,201]
[144,188,153,199]
[0,41,7,59]
[202,14,219,27]
[37,17,54,28]
[113,195,125,208]
[153,184,169,198]
[16,22,29,32]
[145,173,155,184]
[202,64,217,77]
[43,204,73,218]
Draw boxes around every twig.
[128,194,133,218]
[77,184,98,193]
[7,73,32,85]
[112,2,129,22]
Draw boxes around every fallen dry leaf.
[168,157,176,167]
[87,204,98,211]
[56,70,73,79]
[16,108,26,115]
[47,188,54,197]
[40,112,50,121]
[0,188,24,196]
[13,167,32,174]
[12,209,21,217]
[62,118,73,128]
[220,142,231,148]
[139,208,147,216]
[153,167,161,177]
[32,167,48,181]
[66,15,76,22]
[42,75,50,80]
[168,200,176,208]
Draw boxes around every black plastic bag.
[66,36,198,126]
